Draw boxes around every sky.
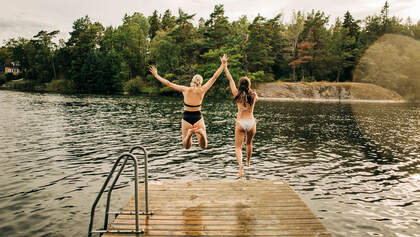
[0,0,419,44]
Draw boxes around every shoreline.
[259,97,407,103]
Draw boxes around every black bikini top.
[184,102,201,107]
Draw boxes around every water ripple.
[0,91,419,237]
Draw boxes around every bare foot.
[239,164,244,179]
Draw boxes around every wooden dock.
[103,180,331,236]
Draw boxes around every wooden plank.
[113,218,323,225]
[102,180,331,237]
[103,229,331,236]
[110,223,327,231]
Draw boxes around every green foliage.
[149,10,161,40]
[197,46,244,97]
[353,34,420,101]
[0,47,12,65]
[3,2,419,97]
[248,71,265,82]
[123,76,144,95]
[5,73,19,81]
[45,79,76,93]
[5,80,37,91]
[161,10,176,31]
[0,74,6,85]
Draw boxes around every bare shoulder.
[252,90,259,101]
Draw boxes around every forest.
[1,1,419,96]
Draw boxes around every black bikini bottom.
[183,111,202,125]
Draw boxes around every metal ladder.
[88,146,153,236]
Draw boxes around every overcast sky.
[1,0,419,44]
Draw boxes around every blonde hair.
[191,74,203,87]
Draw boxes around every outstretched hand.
[149,65,158,76]
[220,54,228,67]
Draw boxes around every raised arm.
[149,66,187,92]
[201,54,227,92]
[224,62,238,96]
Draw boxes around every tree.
[149,10,161,40]
[266,14,288,80]
[301,10,330,81]
[343,11,360,40]
[246,15,274,79]
[203,4,230,50]
[161,9,176,31]
[227,16,250,73]
[288,42,315,81]
[328,18,357,82]
[286,11,305,81]
[168,9,200,84]
[0,47,12,66]
[66,16,105,91]
[115,13,150,79]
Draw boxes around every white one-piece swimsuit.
[237,119,256,132]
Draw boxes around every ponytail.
[234,77,254,106]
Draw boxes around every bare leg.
[235,122,246,178]
[181,119,194,149]
[194,118,207,149]
[245,123,256,167]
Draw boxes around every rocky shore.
[256,82,404,102]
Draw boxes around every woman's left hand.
[220,54,228,66]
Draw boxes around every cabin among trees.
[0,63,21,76]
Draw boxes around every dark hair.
[234,77,254,106]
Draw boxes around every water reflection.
[0,90,419,237]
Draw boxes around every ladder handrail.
[102,146,151,230]
[88,152,140,237]
[129,146,150,214]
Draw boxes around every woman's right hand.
[149,65,158,76]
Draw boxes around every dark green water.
[0,90,419,237]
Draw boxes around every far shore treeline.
[1,2,419,96]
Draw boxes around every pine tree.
[246,15,274,78]
[161,9,176,31]
[149,10,161,40]
[343,11,360,40]
[203,4,230,49]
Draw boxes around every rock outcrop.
[256,82,404,101]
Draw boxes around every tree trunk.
[292,65,296,81]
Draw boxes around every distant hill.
[256,82,403,101]
[353,34,420,101]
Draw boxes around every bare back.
[235,92,258,120]
[183,87,205,111]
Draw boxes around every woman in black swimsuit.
[150,54,227,149]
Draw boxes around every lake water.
[0,90,419,237]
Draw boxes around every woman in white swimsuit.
[223,57,258,178]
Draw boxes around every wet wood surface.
[103,180,331,236]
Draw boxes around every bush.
[0,74,6,86]
[5,73,18,81]
[248,71,266,82]
[5,80,37,91]
[301,76,316,82]
[46,79,76,93]
[123,76,144,95]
